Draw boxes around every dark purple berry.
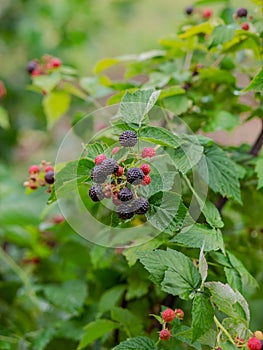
[134,198,149,215]
[119,130,137,147]
[101,158,119,175]
[26,61,38,74]
[117,203,135,220]
[118,188,133,202]
[185,6,194,15]
[45,171,55,184]
[89,184,105,202]
[126,167,144,185]
[91,166,108,183]
[236,7,247,17]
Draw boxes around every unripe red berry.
[50,57,62,68]
[112,147,120,155]
[159,329,171,341]
[0,81,6,99]
[95,154,107,165]
[115,166,124,177]
[203,8,213,18]
[29,183,38,190]
[175,308,184,319]
[162,308,176,323]
[142,175,151,186]
[45,165,54,172]
[53,215,64,224]
[140,163,151,175]
[142,147,156,158]
[29,165,40,174]
[247,337,262,350]
[31,69,41,77]
[241,22,249,31]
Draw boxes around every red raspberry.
[115,166,124,177]
[203,8,213,18]
[112,147,120,155]
[50,57,62,68]
[241,22,249,31]
[162,308,176,323]
[142,147,156,158]
[53,215,64,224]
[247,337,262,350]
[45,165,54,172]
[175,309,184,319]
[95,154,107,165]
[159,329,171,341]
[29,165,40,174]
[140,163,151,175]
[31,69,41,77]
[142,175,151,186]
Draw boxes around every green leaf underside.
[113,336,157,350]
[85,142,108,159]
[197,144,241,203]
[171,224,224,252]
[120,89,160,125]
[77,319,119,349]
[205,282,250,322]
[139,248,201,299]
[192,293,214,341]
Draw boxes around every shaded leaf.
[192,293,214,341]
[113,336,157,350]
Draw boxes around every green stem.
[214,315,236,345]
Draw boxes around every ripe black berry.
[45,171,55,184]
[185,6,194,15]
[89,184,105,202]
[134,198,149,215]
[118,188,133,202]
[236,7,247,17]
[91,166,108,183]
[126,168,144,185]
[119,130,137,147]
[101,158,119,175]
[117,203,134,220]
[26,61,38,74]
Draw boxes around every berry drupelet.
[236,7,248,17]
[89,184,105,202]
[45,171,55,184]
[126,168,144,185]
[185,6,194,15]
[134,198,149,215]
[118,188,133,202]
[117,203,135,220]
[91,166,108,183]
[119,130,137,147]
[101,158,119,175]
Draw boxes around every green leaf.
[85,142,108,159]
[49,158,93,203]
[255,157,263,189]
[77,319,119,349]
[226,251,259,294]
[120,89,160,126]
[163,95,191,115]
[199,248,208,285]
[179,22,213,39]
[204,111,240,132]
[32,328,56,350]
[0,106,10,129]
[94,57,121,73]
[197,144,241,203]
[111,307,143,336]
[139,126,182,148]
[192,293,214,342]
[159,86,186,99]
[43,280,87,314]
[32,72,61,92]
[171,224,224,252]
[139,248,201,300]
[146,192,188,234]
[43,91,70,128]
[209,25,236,46]
[98,285,126,314]
[201,200,224,229]
[113,336,157,350]
[205,282,250,322]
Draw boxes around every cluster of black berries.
[88,130,156,220]
[24,161,55,193]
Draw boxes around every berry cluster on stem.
[24,160,55,192]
